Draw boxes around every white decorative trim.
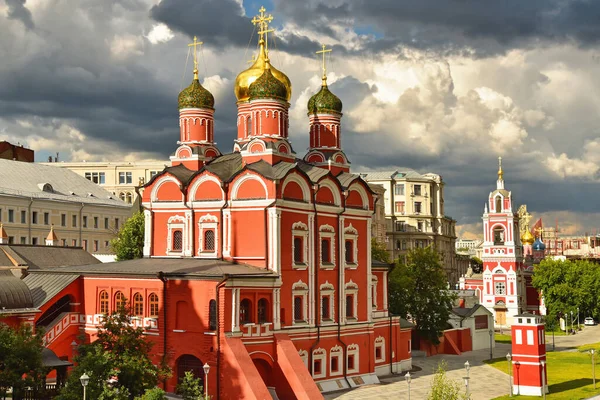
[347,183,370,210]
[292,280,309,326]
[299,349,308,368]
[143,209,152,257]
[197,213,218,258]
[188,174,225,201]
[319,224,336,270]
[344,223,359,269]
[345,280,359,321]
[166,215,190,256]
[347,344,360,374]
[320,281,335,324]
[230,173,268,200]
[150,176,182,202]
[375,336,386,363]
[282,174,311,203]
[317,179,342,206]
[312,348,327,379]
[292,221,309,270]
[329,345,343,377]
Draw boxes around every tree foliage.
[176,371,204,400]
[371,238,391,263]
[57,305,170,400]
[111,211,145,261]
[427,361,469,400]
[0,324,46,398]
[532,258,600,327]
[389,246,455,345]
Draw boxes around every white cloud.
[545,138,600,179]
[109,34,144,59]
[146,23,174,45]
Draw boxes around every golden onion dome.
[521,229,534,245]
[234,39,291,102]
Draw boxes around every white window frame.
[167,215,187,256]
[299,349,308,369]
[494,281,506,295]
[346,344,359,374]
[197,214,219,258]
[292,221,309,270]
[371,275,378,309]
[320,281,335,324]
[344,224,358,269]
[292,280,309,326]
[319,224,336,270]
[329,345,343,377]
[345,280,358,322]
[312,348,326,379]
[375,336,385,363]
[515,329,522,344]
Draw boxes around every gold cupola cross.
[316,44,332,85]
[188,36,204,79]
[252,6,275,55]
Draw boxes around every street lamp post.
[506,353,513,397]
[489,329,494,360]
[591,349,596,390]
[464,361,471,398]
[540,361,546,400]
[570,311,574,334]
[577,307,580,330]
[80,373,90,400]
[405,372,411,400]
[203,363,210,400]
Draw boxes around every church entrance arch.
[176,354,204,387]
[252,358,273,387]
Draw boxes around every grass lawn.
[486,342,600,400]
[495,333,512,344]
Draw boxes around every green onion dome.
[248,67,288,101]
[307,82,342,115]
[178,71,215,110]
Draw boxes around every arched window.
[119,192,126,201]
[126,192,133,204]
[173,230,183,251]
[321,239,331,263]
[257,298,269,323]
[209,299,217,331]
[133,292,144,316]
[294,296,303,321]
[204,230,215,251]
[114,291,125,310]
[148,293,159,318]
[495,196,502,212]
[493,226,505,245]
[345,294,354,318]
[240,299,252,324]
[99,290,109,314]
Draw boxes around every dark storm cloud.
[6,0,34,29]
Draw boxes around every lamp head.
[405,372,411,383]
[80,373,90,387]
[591,349,596,355]
[203,362,210,375]
[464,361,470,371]
[541,360,546,367]
[506,353,512,361]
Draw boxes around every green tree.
[371,238,391,263]
[57,305,170,400]
[136,388,167,400]
[389,246,455,344]
[0,324,46,398]
[176,371,204,400]
[111,211,145,261]
[427,361,469,400]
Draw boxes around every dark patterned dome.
[308,84,342,115]
[533,238,546,251]
[178,75,214,110]
[248,68,288,101]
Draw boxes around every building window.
[72,215,77,227]
[43,212,49,225]
[125,193,132,204]
[321,238,331,263]
[375,337,385,363]
[82,239,87,251]
[330,346,343,376]
[115,218,120,230]
[104,240,109,248]
[493,227,505,245]
[345,281,359,320]
[321,296,330,320]
[313,359,322,375]
[99,290,109,314]
[346,295,354,318]
[294,237,303,263]
[93,240,99,252]
[344,225,358,268]
[292,222,309,268]
[320,283,335,323]
[394,184,404,196]
[331,355,339,373]
[83,216,88,228]
[8,236,14,244]
[204,230,215,251]
[475,315,489,330]
[495,282,506,295]
[414,202,422,214]
[21,210,26,224]
[119,172,133,184]
[20,237,27,244]
[294,296,303,322]
[71,239,77,246]
[119,192,126,202]
[148,293,159,318]
[495,196,502,212]
[173,230,183,251]
[312,348,326,378]
[413,185,422,196]
[133,292,144,316]
[402,240,407,250]
[150,171,159,178]
[93,216,98,228]
[417,221,424,232]
[32,237,38,245]
[209,299,217,331]
[240,299,252,324]
[61,214,66,227]
[395,201,405,213]
[395,221,406,232]
[8,209,14,223]
[257,298,269,323]
[32,211,38,224]
[115,291,126,310]
[61,239,66,247]
[85,172,105,184]
[345,240,354,263]
[104,217,109,229]
[347,354,355,370]
[347,344,359,373]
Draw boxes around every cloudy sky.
[2,0,600,238]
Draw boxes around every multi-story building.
[0,159,132,254]
[42,160,168,205]
[0,141,34,162]
[456,239,484,258]
[360,170,464,282]
[368,183,387,244]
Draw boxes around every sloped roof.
[23,273,80,307]
[0,269,34,311]
[0,245,101,270]
[28,258,278,279]
[0,159,130,208]
[451,304,492,318]
[358,170,429,181]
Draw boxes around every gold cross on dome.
[188,36,204,76]
[247,54,257,64]
[316,44,332,83]
[252,6,274,40]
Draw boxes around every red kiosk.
[511,313,548,396]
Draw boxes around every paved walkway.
[324,325,600,400]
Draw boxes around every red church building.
[18,8,412,399]
[460,158,541,327]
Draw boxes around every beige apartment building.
[368,183,387,244]
[360,170,466,283]
[0,159,132,254]
[41,160,169,205]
